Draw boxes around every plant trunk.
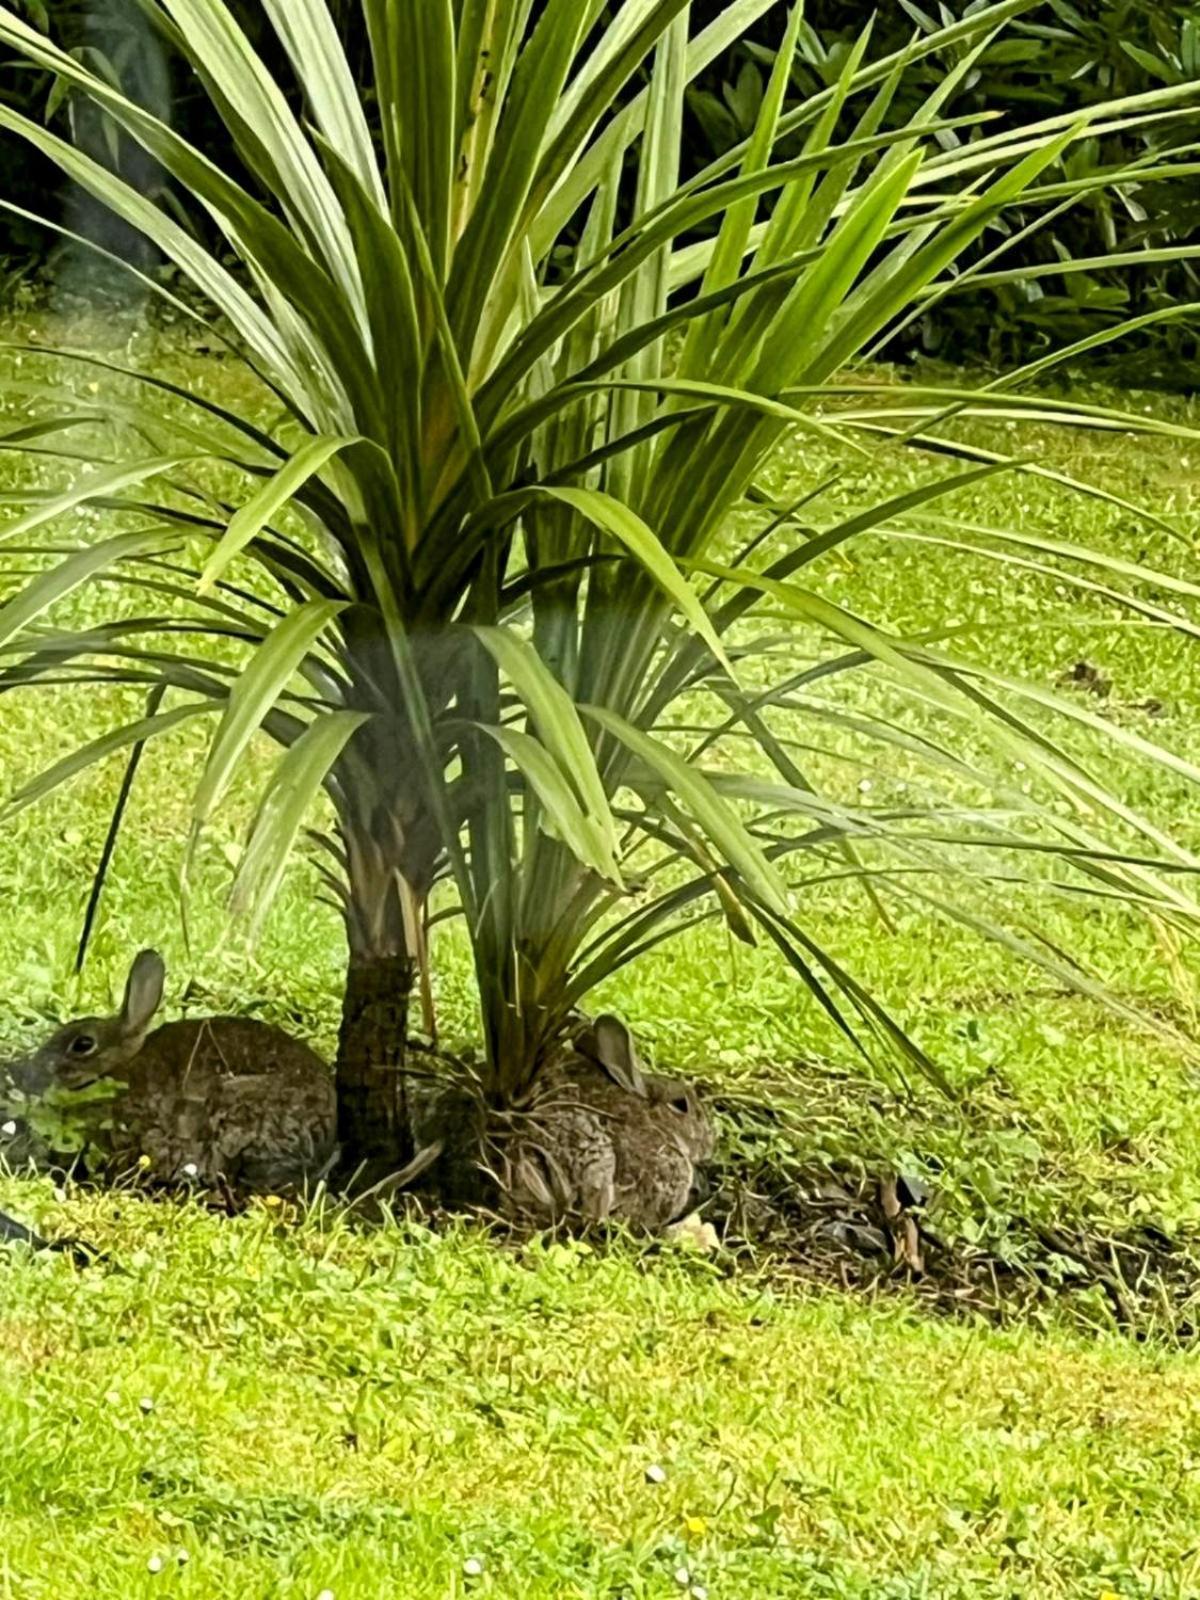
[335,952,415,1176]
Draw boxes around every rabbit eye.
[69,1034,97,1058]
[669,1094,690,1115]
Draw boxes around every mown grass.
[2,302,1200,1593]
[4,1189,1200,1599]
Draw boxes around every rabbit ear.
[118,949,165,1039]
[589,1014,648,1098]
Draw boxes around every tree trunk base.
[335,953,415,1174]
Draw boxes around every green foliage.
[691,0,1200,372]
[7,1076,121,1155]
[2,0,1198,373]
[1,0,1200,1135]
[0,0,172,272]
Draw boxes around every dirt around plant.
[696,1070,1200,1345]
[352,1053,1200,1346]
[703,1137,1200,1344]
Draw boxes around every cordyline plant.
[2,0,1200,1178]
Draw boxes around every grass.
[4,1191,1200,1599]
[2,298,1200,1592]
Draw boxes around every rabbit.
[4,950,336,1195]
[498,1015,714,1232]
[390,1016,712,1231]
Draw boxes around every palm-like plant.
[1,0,1200,1178]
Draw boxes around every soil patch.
[703,1081,1200,1343]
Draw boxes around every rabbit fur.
[4,950,336,1194]
[401,1017,713,1232]
[497,1016,714,1231]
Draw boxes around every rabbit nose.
[3,1056,50,1097]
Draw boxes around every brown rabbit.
[5,950,336,1195]
[398,1018,713,1231]
[499,1015,714,1232]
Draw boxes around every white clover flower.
[139,1397,154,1415]
[674,1568,691,1588]
[645,1463,667,1485]
[1,1121,16,1137]
[147,1555,163,1574]
[463,1557,484,1578]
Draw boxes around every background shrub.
[1,2,1198,361]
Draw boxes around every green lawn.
[4,1194,1200,1599]
[3,307,1200,1595]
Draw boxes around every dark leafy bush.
[687,0,1200,376]
[2,0,1199,377]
